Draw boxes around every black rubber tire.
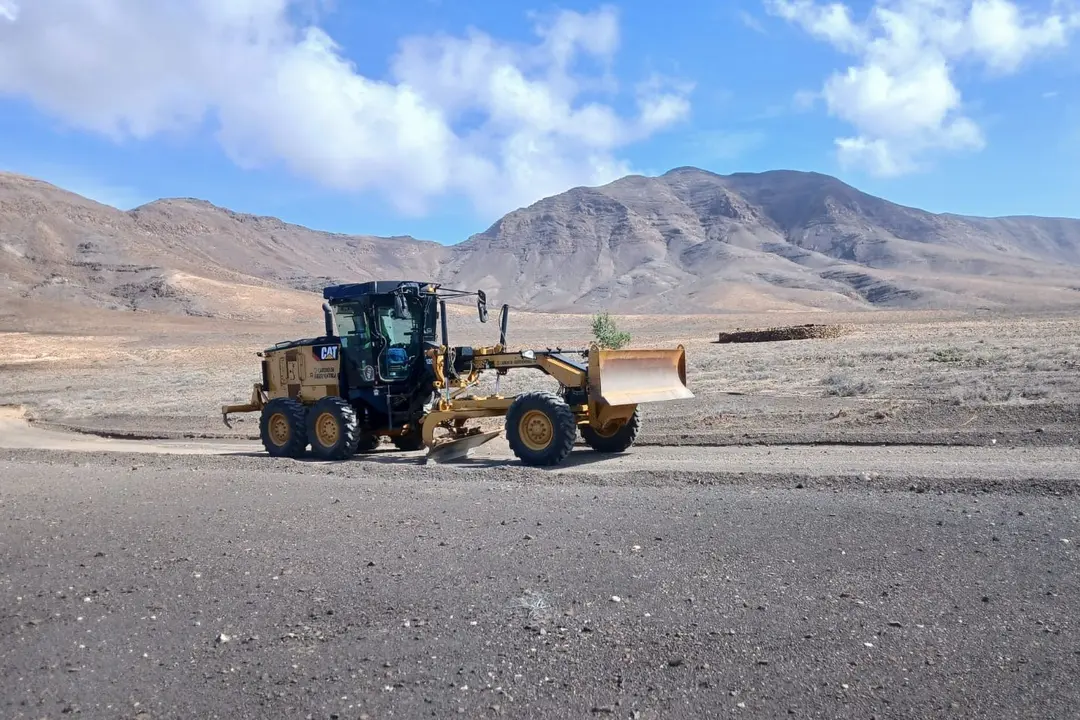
[391,422,426,451]
[260,397,308,458]
[505,391,577,467]
[580,408,640,453]
[356,433,381,454]
[306,396,360,461]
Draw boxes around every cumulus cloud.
[0,1,692,216]
[766,0,1080,175]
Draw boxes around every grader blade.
[424,430,502,464]
[591,345,694,406]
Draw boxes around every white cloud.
[738,10,768,34]
[634,75,696,135]
[768,0,866,50]
[766,0,1080,175]
[0,1,692,217]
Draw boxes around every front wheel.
[505,391,577,467]
[581,408,639,453]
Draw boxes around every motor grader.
[221,281,692,466]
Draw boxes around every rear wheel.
[506,391,577,466]
[581,408,640,453]
[307,397,360,460]
[260,397,308,458]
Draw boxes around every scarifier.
[221,281,693,465]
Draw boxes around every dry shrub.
[821,373,876,397]
[929,347,965,363]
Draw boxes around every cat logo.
[314,345,338,361]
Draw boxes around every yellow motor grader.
[221,281,692,466]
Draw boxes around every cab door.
[337,304,378,386]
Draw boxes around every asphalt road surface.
[2,425,1079,718]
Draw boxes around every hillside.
[2,167,1079,318]
[0,172,442,320]
[440,168,1080,312]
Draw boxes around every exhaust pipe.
[440,300,451,402]
[322,302,337,337]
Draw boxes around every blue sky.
[0,0,1077,244]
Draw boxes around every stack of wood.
[714,324,848,344]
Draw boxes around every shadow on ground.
[219,444,617,470]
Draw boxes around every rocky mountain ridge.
[2,167,1078,318]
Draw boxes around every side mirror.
[393,293,407,319]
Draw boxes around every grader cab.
[221,281,692,466]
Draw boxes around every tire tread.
[505,391,577,466]
[307,396,360,460]
[260,397,309,458]
[580,408,640,453]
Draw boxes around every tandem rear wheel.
[505,391,577,467]
[259,397,309,458]
[307,396,361,460]
[261,396,364,460]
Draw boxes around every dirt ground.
[1,301,1077,449]
[3,301,1079,719]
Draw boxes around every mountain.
[2,167,1079,318]
[440,168,1080,312]
[0,172,443,319]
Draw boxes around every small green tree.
[591,311,631,349]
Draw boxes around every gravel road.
[2,433,1079,719]
[3,407,1080,488]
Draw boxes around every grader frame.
[421,341,690,457]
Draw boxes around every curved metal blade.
[591,346,694,405]
[424,430,502,464]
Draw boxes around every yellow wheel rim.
[314,412,339,446]
[268,412,290,446]
[592,421,623,438]
[519,409,554,451]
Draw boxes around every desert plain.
[1,296,1078,719]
